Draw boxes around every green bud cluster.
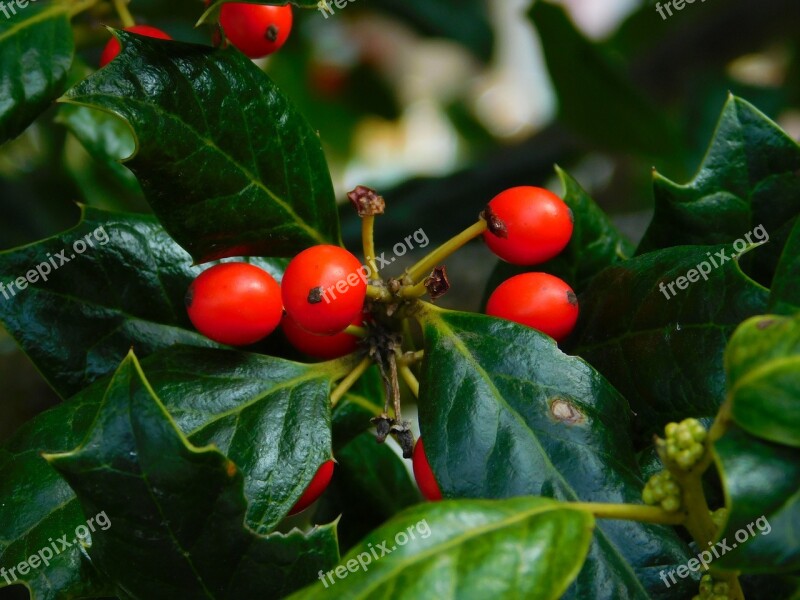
[642,470,681,512]
[692,574,731,600]
[665,418,707,469]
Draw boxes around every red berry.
[220,3,293,59]
[186,263,282,346]
[100,25,172,67]
[282,313,362,360]
[486,272,579,342]
[281,245,367,335]
[289,460,335,515]
[483,186,573,265]
[413,439,442,501]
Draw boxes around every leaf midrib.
[0,4,66,45]
[730,355,800,397]
[351,503,589,598]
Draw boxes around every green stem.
[398,278,429,299]
[567,502,686,525]
[398,364,419,397]
[112,0,135,27]
[335,394,382,417]
[717,573,745,600]
[675,471,717,546]
[399,350,424,365]
[406,220,487,283]
[330,357,371,408]
[362,215,380,278]
[708,398,733,444]
[366,284,392,303]
[344,324,368,338]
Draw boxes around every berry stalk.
[398,363,419,397]
[366,284,392,302]
[362,215,380,278]
[406,220,487,283]
[344,324,368,338]
[397,277,429,299]
[69,0,103,18]
[112,0,135,27]
[330,356,371,407]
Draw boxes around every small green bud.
[662,496,681,512]
[663,480,680,495]
[676,429,695,447]
[676,449,695,469]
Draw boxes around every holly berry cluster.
[694,574,733,600]
[185,183,578,508]
[664,418,708,470]
[483,187,578,342]
[186,244,366,352]
[642,470,682,513]
[100,2,293,68]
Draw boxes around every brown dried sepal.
[390,420,414,459]
[348,185,386,217]
[424,266,450,300]
[371,415,393,443]
[481,205,508,238]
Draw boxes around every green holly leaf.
[0,345,347,598]
[149,345,349,530]
[725,314,800,447]
[63,33,340,262]
[483,167,633,305]
[417,306,694,599]
[55,61,139,193]
[638,96,800,275]
[314,432,420,552]
[529,2,684,165]
[291,497,593,600]
[571,244,769,439]
[47,352,339,599]
[769,219,800,315]
[0,381,113,600]
[712,425,800,573]
[0,208,290,398]
[0,1,73,143]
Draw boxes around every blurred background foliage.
[2,0,799,441]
